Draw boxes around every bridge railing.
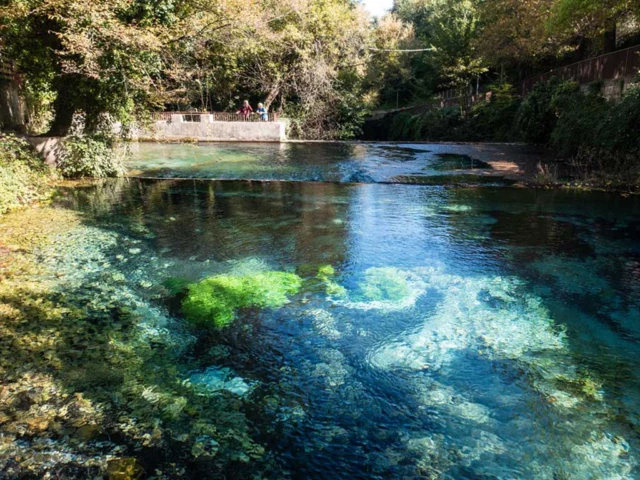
[152,111,280,122]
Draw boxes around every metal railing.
[435,86,489,110]
[0,51,15,81]
[152,111,280,122]
[521,45,640,96]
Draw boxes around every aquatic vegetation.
[163,276,191,296]
[316,264,347,298]
[181,271,302,327]
[441,204,473,213]
[358,267,412,302]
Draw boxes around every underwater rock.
[180,271,302,328]
[346,171,375,183]
[189,366,255,396]
[106,457,144,480]
[190,435,220,458]
[310,308,341,339]
[369,270,566,371]
[309,348,353,389]
[332,267,427,311]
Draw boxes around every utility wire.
[367,47,436,52]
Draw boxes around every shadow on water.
[0,214,278,478]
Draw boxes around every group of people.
[236,100,269,121]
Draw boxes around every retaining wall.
[25,136,62,166]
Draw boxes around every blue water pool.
[1,145,639,479]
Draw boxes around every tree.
[0,0,174,135]
[365,13,416,107]
[548,0,640,53]
[476,0,561,67]
[393,0,488,90]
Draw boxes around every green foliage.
[0,134,57,214]
[58,136,126,179]
[388,107,464,141]
[516,78,580,144]
[597,82,640,155]
[181,271,302,328]
[393,0,487,92]
[549,89,609,156]
[465,84,521,141]
[162,277,191,296]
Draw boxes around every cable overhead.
[367,47,436,52]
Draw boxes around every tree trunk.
[264,83,280,110]
[48,91,75,136]
[603,19,617,53]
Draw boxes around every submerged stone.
[333,267,427,311]
[106,457,144,480]
[189,366,254,396]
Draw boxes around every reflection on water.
[3,177,640,479]
[126,142,539,184]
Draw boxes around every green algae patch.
[316,265,347,298]
[182,272,302,328]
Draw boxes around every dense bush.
[549,89,609,156]
[388,107,463,141]
[57,135,126,179]
[0,134,57,214]
[386,86,519,142]
[597,81,640,155]
[465,84,521,141]
[516,77,580,144]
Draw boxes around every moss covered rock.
[0,134,58,214]
[181,271,302,327]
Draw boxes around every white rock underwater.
[328,265,640,479]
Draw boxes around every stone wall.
[0,80,27,131]
[25,136,63,167]
[135,118,287,142]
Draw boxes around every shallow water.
[126,142,536,184]
[2,144,640,479]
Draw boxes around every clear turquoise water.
[46,175,640,479]
[126,142,531,184]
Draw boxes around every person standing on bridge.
[237,100,253,120]
[256,102,268,121]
